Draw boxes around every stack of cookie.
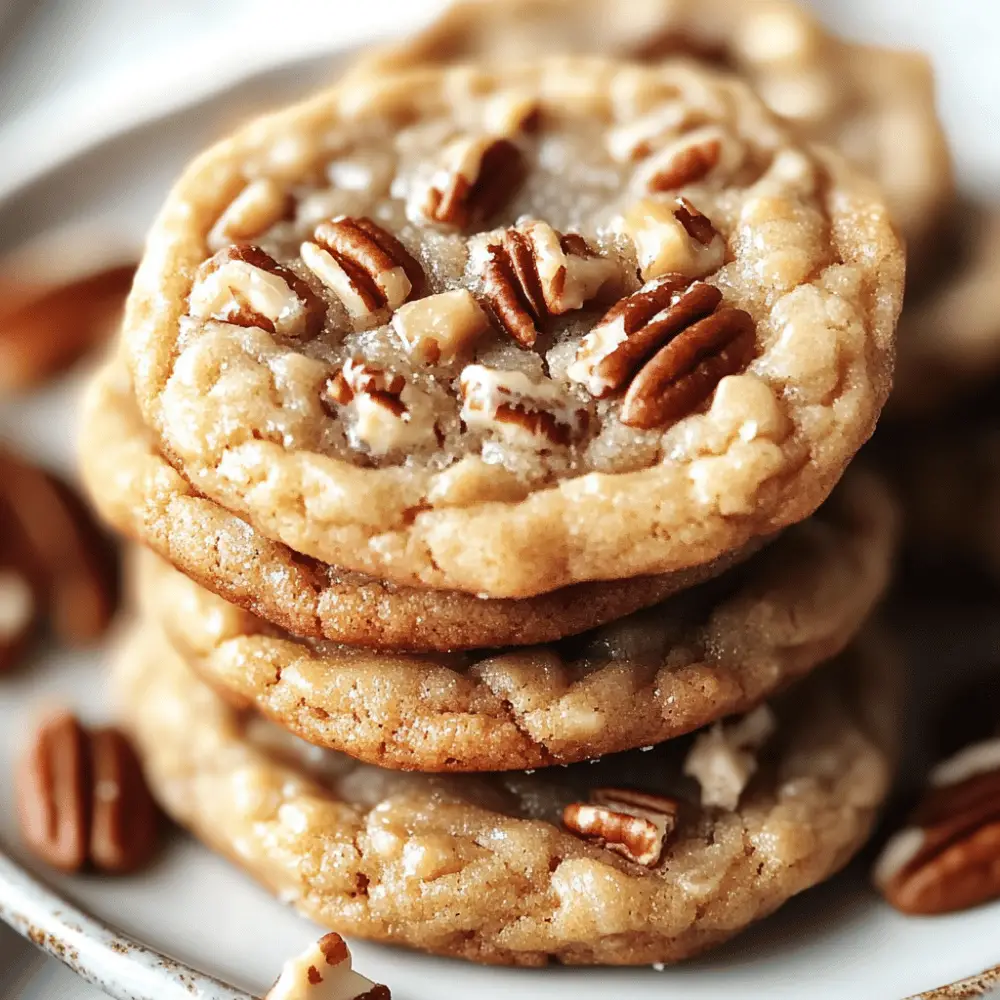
[79,3,920,966]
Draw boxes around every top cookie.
[124,57,903,597]
[357,0,952,268]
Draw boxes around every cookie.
[122,57,903,598]
[131,468,896,771]
[891,204,1000,417]
[356,0,951,268]
[81,361,760,651]
[114,622,900,966]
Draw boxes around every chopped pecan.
[325,359,436,456]
[683,706,775,810]
[207,178,293,251]
[16,711,160,874]
[620,306,756,429]
[392,289,490,364]
[189,245,324,339]
[476,222,618,347]
[874,738,1000,915]
[567,275,722,398]
[459,364,589,447]
[420,135,526,230]
[623,196,726,280]
[301,216,424,325]
[265,931,391,1000]
[563,788,679,867]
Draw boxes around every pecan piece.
[16,711,160,874]
[619,306,756,429]
[460,364,589,448]
[189,245,324,339]
[420,135,526,230]
[301,216,424,325]
[392,289,490,364]
[683,706,776,810]
[567,275,722,398]
[324,359,436,457]
[207,178,293,251]
[623,196,726,280]
[874,738,1000,915]
[476,222,618,347]
[563,788,679,867]
[265,931,391,1000]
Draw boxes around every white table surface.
[1,1,998,996]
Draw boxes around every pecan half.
[620,306,756,429]
[420,135,526,230]
[189,245,324,339]
[476,222,618,347]
[265,931,391,1000]
[0,447,117,657]
[325,359,436,456]
[301,216,424,325]
[207,178,293,251]
[460,364,589,448]
[16,711,160,874]
[874,738,1000,915]
[0,262,134,393]
[563,788,679,867]
[567,275,722,398]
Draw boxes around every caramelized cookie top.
[124,58,902,595]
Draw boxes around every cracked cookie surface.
[81,360,759,651]
[114,622,899,966]
[357,0,951,269]
[132,469,896,771]
[123,57,902,597]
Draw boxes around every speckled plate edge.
[909,964,1000,1000]
[0,845,253,1000]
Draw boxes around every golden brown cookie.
[122,57,902,598]
[356,0,951,267]
[81,361,760,651]
[114,621,900,966]
[132,468,896,771]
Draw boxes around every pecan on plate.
[265,931,391,1000]
[0,447,118,667]
[563,788,679,867]
[189,244,325,339]
[874,737,1000,915]
[476,222,618,348]
[0,262,134,394]
[301,216,425,325]
[420,135,526,230]
[16,711,160,874]
[0,565,36,674]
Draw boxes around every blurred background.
[1,1,998,997]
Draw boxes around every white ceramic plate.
[1,19,1000,1000]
